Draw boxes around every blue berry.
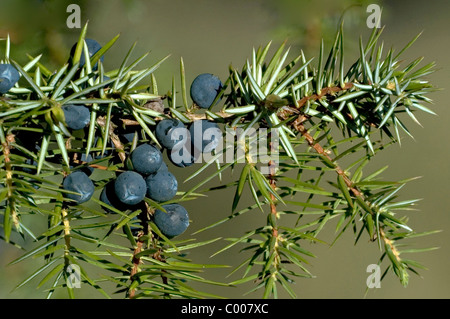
[155,119,186,150]
[0,64,20,94]
[63,171,95,204]
[189,120,222,153]
[146,171,178,202]
[147,159,169,174]
[100,180,134,213]
[130,144,162,175]
[114,171,146,205]
[155,160,168,173]
[168,141,199,168]
[100,182,121,213]
[100,181,117,211]
[153,204,189,237]
[62,104,91,130]
[70,38,104,70]
[190,73,222,109]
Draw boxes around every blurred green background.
[0,0,448,299]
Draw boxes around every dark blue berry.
[0,64,20,94]
[63,171,95,204]
[114,171,146,205]
[190,73,222,109]
[146,171,178,202]
[62,104,91,130]
[130,144,162,175]
[70,38,104,70]
[189,120,222,153]
[147,159,169,174]
[155,160,168,173]
[155,119,186,150]
[100,181,120,212]
[167,140,199,168]
[153,204,189,237]
[100,180,135,213]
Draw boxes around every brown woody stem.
[291,115,363,197]
[2,134,20,237]
[61,207,71,257]
[128,239,143,299]
[290,114,401,263]
[267,129,280,271]
[128,204,168,299]
[296,82,354,108]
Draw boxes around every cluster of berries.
[157,118,222,168]
[4,38,225,239]
[62,141,187,237]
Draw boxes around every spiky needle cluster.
[0,23,439,299]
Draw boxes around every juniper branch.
[289,112,403,270]
[0,22,436,298]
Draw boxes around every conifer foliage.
[0,23,438,298]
